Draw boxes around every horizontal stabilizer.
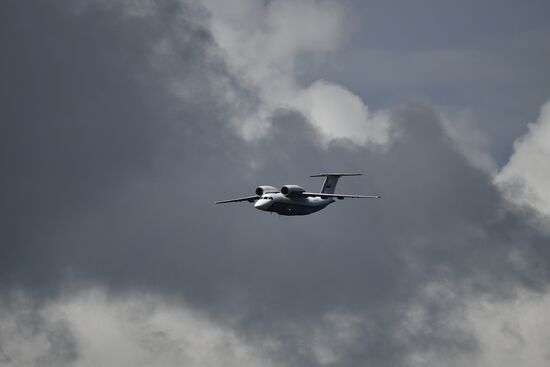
[310,173,361,177]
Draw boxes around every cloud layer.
[0,289,276,367]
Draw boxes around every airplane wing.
[215,195,259,204]
[302,192,381,199]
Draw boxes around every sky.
[1,1,550,366]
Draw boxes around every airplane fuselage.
[254,193,335,216]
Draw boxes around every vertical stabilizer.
[310,173,361,194]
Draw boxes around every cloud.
[5,284,550,367]
[309,7,550,164]
[2,1,550,367]
[405,284,550,367]
[439,108,497,174]
[295,80,393,146]
[0,293,78,367]
[0,288,276,367]
[496,100,550,223]
[465,289,550,367]
[200,0,392,145]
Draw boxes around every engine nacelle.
[255,185,278,196]
[280,185,305,197]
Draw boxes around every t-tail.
[309,173,362,194]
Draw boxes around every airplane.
[216,173,380,216]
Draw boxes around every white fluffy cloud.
[0,289,395,367]
[466,290,550,367]
[295,80,392,146]
[0,288,377,367]
[0,289,276,367]
[4,287,550,367]
[201,0,393,146]
[403,283,550,367]
[496,100,550,220]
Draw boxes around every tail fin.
[310,173,361,194]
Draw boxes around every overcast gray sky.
[1,1,550,366]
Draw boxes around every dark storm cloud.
[0,0,230,290]
[2,1,550,366]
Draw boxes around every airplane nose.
[254,199,269,211]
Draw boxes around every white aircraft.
[216,173,381,216]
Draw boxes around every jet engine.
[255,186,278,196]
[280,185,305,197]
